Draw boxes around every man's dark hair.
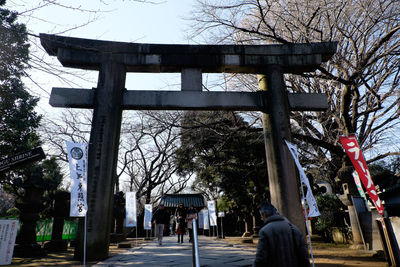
[259,202,278,216]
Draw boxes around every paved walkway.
[94,235,255,267]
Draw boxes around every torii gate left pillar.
[82,61,126,258]
[40,34,337,261]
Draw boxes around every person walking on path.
[175,203,187,243]
[152,204,170,245]
[254,202,310,267]
[186,205,198,243]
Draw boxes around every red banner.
[339,135,384,215]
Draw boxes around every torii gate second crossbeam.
[40,33,337,261]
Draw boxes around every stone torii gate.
[40,33,337,261]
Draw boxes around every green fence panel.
[62,220,78,240]
[36,219,53,242]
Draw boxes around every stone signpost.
[40,33,337,261]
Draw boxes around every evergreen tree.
[0,0,41,160]
[176,111,268,221]
[1,0,42,185]
[0,2,64,253]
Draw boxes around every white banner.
[285,141,320,218]
[203,210,209,230]
[207,201,217,226]
[0,220,18,265]
[352,171,367,199]
[198,211,204,229]
[143,204,152,230]
[125,192,137,227]
[218,211,225,217]
[66,141,88,217]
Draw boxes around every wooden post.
[258,66,305,236]
[74,61,126,261]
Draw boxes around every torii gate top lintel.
[40,33,337,74]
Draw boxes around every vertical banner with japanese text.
[207,200,217,226]
[285,140,320,218]
[198,211,204,229]
[339,135,384,215]
[203,210,210,230]
[125,192,137,227]
[143,204,152,230]
[0,220,18,265]
[66,141,88,217]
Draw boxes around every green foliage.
[5,207,19,218]
[176,111,269,217]
[0,1,41,159]
[0,1,29,80]
[0,2,64,219]
[217,195,234,212]
[314,194,347,241]
[369,157,400,191]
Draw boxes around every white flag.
[352,171,367,199]
[207,200,217,226]
[143,204,152,230]
[203,210,210,230]
[198,211,204,229]
[66,141,88,217]
[125,192,137,227]
[285,140,320,218]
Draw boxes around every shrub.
[314,194,347,242]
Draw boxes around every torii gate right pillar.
[259,66,304,233]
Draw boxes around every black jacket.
[253,215,310,267]
[153,208,170,225]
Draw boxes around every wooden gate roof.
[159,194,206,209]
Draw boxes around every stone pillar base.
[241,231,252,238]
[350,244,365,249]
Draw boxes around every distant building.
[159,193,206,210]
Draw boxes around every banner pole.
[216,220,219,238]
[136,226,138,248]
[300,184,315,267]
[221,217,224,239]
[83,214,87,267]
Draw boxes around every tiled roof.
[159,194,205,208]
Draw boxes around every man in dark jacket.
[253,202,310,267]
[152,204,169,245]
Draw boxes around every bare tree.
[41,109,190,203]
[5,0,164,100]
[189,0,400,192]
[120,110,191,205]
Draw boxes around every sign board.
[207,201,217,226]
[0,147,45,174]
[0,220,19,265]
[218,211,225,217]
[125,192,137,227]
[36,219,53,242]
[143,204,152,230]
[62,220,78,240]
